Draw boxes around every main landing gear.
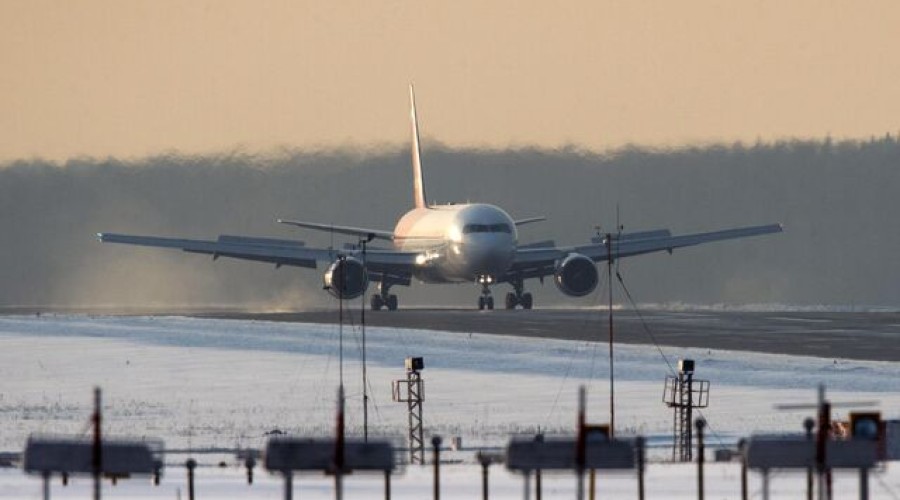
[504,278,533,310]
[370,282,398,311]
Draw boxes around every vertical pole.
[186,459,197,500]
[739,440,748,500]
[636,437,646,500]
[686,372,694,461]
[42,472,50,500]
[335,385,345,500]
[384,470,391,500]
[284,471,293,500]
[816,384,829,500]
[478,452,490,500]
[339,256,344,390]
[860,468,869,500]
[588,470,596,500]
[576,386,586,500]
[245,457,255,485]
[606,234,615,438]
[524,471,531,500]
[696,418,705,500]
[432,436,442,500]
[535,429,543,500]
[804,417,815,500]
[92,387,101,500]
[361,239,369,443]
[761,470,770,500]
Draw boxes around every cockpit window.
[463,223,511,234]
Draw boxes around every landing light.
[448,226,462,243]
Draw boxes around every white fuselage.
[393,203,517,283]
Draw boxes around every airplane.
[98,85,783,311]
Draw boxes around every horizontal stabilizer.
[277,219,394,241]
[519,240,556,249]
[514,216,546,226]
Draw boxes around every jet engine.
[554,253,599,297]
[323,257,369,300]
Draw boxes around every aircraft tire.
[522,293,533,310]
[478,297,485,310]
[371,294,384,311]
[505,292,517,309]
[387,294,398,311]
[486,296,494,310]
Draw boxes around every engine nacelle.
[323,257,369,300]
[554,253,599,297]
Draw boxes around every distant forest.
[1,136,898,309]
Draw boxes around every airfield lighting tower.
[393,357,425,464]
[663,359,710,461]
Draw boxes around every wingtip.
[96,232,105,241]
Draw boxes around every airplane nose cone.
[465,236,513,276]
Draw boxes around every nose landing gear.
[477,275,495,310]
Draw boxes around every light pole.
[360,233,374,441]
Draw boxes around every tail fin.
[409,83,428,209]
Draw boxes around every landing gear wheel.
[387,294,398,311]
[521,293,533,310]
[370,294,384,311]
[486,296,494,310]
[505,292,518,309]
[478,296,486,310]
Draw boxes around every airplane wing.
[96,233,418,280]
[504,223,783,281]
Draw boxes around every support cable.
[340,307,386,426]
[875,472,900,500]
[543,269,608,426]
[614,269,726,448]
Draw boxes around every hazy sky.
[1,0,898,161]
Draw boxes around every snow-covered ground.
[0,314,898,498]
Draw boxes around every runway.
[195,308,900,362]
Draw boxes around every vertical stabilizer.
[409,84,428,209]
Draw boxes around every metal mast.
[663,359,709,461]
[393,357,425,464]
